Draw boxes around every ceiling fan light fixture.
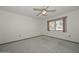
[33,6,56,16]
[42,10,47,15]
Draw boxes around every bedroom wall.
[0,9,79,44]
[0,10,44,44]
[44,10,79,43]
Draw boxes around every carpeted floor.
[0,35,79,53]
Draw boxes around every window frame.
[47,16,67,32]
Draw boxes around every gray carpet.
[0,35,79,53]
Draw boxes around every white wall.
[44,10,79,43]
[0,10,44,44]
[0,9,79,44]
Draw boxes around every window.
[56,19,63,31]
[47,16,67,32]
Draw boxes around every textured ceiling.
[0,6,79,20]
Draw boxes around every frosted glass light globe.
[42,10,47,14]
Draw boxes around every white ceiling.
[0,6,79,20]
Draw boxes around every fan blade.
[47,10,56,12]
[36,12,42,16]
[33,8,42,11]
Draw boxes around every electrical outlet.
[18,34,21,37]
[68,35,71,37]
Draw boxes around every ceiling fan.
[33,6,56,16]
